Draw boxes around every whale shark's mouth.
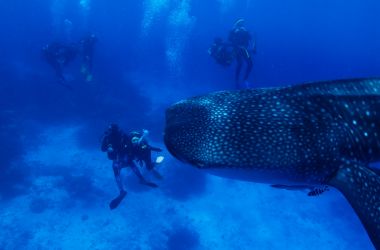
[164,99,213,166]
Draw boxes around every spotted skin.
[329,161,380,248]
[164,78,380,248]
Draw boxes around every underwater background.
[1,0,379,249]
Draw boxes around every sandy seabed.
[0,126,374,250]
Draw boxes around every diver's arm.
[149,146,162,152]
[138,129,149,145]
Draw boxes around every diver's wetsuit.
[101,126,159,192]
[208,39,235,67]
[42,42,77,82]
[133,142,162,170]
[228,27,253,88]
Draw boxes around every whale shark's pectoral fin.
[307,186,329,197]
[328,161,380,249]
[270,184,329,197]
[271,184,313,191]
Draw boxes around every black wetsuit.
[101,128,160,192]
[228,27,253,87]
[42,42,77,82]
[128,132,162,170]
[209,40,235,67]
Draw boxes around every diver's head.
[131,136,139,145]
[234,18,245,28]
[106,123,120,135]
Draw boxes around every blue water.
[1,0,379,249]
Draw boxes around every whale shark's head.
[164,96,215,167]
[164,91,294,184]
[164,89,271,169]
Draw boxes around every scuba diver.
[101,124,164,209]
[208,37,235,67]
[228,18,255,89]
[42,42,78,86]
[80,33,97,82]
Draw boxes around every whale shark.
[164,78,380,248]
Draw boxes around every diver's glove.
[142,129,149,136]
[138,129,149,146]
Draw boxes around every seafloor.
[0,125,374,250]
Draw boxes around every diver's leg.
[54,65,74,90]
[142,149,154,170]
[109,161,127,209]
[53,60,66,82]
[235,51,243,88]
[55,66,65,82]
[88,56,93,73]
[243,51,253,82]
[112,161,125,193]
[130,160,145,181]
[130,161,158,188]
[143,148,164,179]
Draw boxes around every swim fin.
[140,180,158,188]
[109,190,127,210]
